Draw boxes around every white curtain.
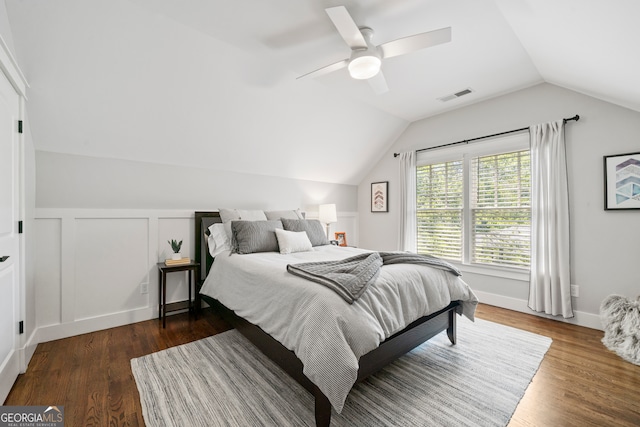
[528,120,573,318]
[398,151,417,252]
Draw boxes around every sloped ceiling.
[4,0,639,185]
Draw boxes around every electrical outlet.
[570,284,579,297]
[140,282,148,294]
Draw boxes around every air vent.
[438,88,473,102]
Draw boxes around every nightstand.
[157,261,200,328]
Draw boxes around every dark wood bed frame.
[194,211,460,426]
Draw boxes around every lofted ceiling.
[4,0,639,185]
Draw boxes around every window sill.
[451,262,529,282]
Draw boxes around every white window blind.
[471,151,530,268]
[416,160,463,261]
[416,133,531,271]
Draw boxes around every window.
[416,134,531,270]
[416,160,463,260]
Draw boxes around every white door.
[0,64,21,403]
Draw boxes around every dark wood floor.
[5,304,640,426]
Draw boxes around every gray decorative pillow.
[231,220,283,254]
[281,219,329,247]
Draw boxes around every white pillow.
[275,228,313,255]
[218,208,268,239]
[207,223,230,257]
[237,209,268,221]
[219,208,267,222]
[264,209,304,220]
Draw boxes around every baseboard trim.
[475,290,603,331]
[37,307,156,343]
[18,329,39,373]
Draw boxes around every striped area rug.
[131,318,551,426]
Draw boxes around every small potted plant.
[168,239,183,260]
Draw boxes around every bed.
[194,211,478,426]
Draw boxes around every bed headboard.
[194,211,222,282]
[194,209,307,283]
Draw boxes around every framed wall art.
[371,181,389,212]
[603,151,640,210]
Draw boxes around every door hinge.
[19,321,24,334]
[18,120,23,134]
[18,220,23,234]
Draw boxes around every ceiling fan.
[297,6,452,94]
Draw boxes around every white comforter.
[200,246,478,412]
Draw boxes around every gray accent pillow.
[231,220,283,254]
[281,219,329,247]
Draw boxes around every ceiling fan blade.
[325,6,367,49]
[297,58,349,80]
[379,27,451,59]
[367,71,389,95]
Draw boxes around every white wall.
[0,2,15,53]
[6,0,408,186]
[358,83,640,329]
[36,151,358,212]
[33,152,358,341]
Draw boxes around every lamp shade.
[319,204,337,224]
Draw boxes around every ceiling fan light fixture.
[299,7,452,93]
[348,51,381,80]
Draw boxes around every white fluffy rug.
[600,294,640,365]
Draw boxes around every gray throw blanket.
[287,252,461,304]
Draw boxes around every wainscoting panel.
[34,209,195,342]
[33,209,358,342]
[34,218,61,327]
[74,218,149,320]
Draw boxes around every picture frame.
[334,232,347,247]
[603,152,640,210]
[371,181,389,212]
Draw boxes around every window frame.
[416,132,531,280]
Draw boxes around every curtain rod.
[393,114,580,157]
